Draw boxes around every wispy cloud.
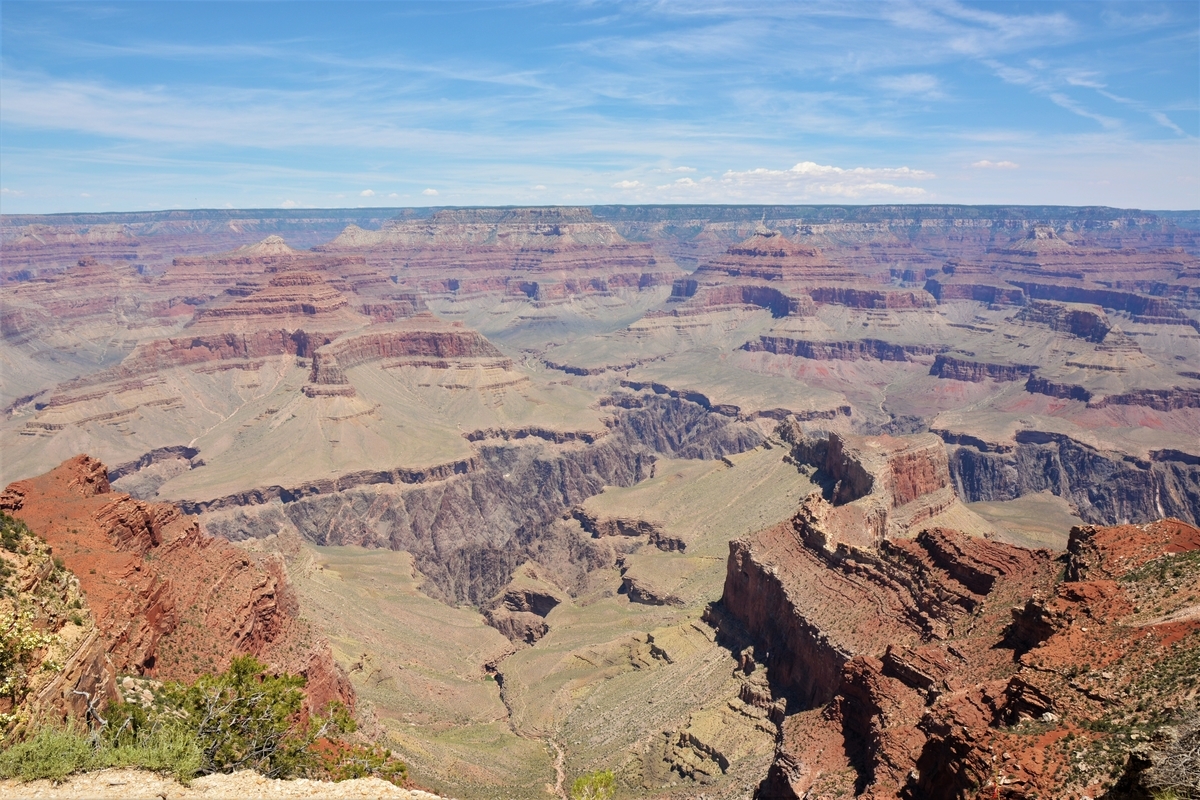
[625,160,936,202]
[718,161,933,199]
[878,73,943,99]
[0,1,1194,212]
[1152,112,1186,137]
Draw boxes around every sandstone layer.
[719,430,1200,799]
[1,455,353,716]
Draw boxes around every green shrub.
[571,769,616,800]
[0,724,95,782]
[154,655,326,778]
[101,722,201,783]
[0,719,202,784]
[0,609,58,705]
[0,513,29,554]
[2,656,400,786]
[313,741,408,785]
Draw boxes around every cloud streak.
[0,1,1195,212]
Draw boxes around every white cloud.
[421,188,438,196]
[878,73,943,98]
[657,166,696,173]
[533,184,547,190]
[639,160,934,202]
[360,189,375,197]
[1152,112,1185,137]
[0,188,23,196]
[388,192,399,198]
[80,192,91,197]
[971,160,1019,169]
[281,199,298,208]
[1048,92,1120,129]
[612,180,640,189]
[740,161,928,197]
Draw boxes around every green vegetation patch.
[571,769,616,800]
[0,513,31,556]
[0,656,407,786]
[1121,550,1200,586]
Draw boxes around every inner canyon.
[2,204,1199,799]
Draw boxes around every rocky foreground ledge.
[0,768,446,799]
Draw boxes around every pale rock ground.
[0,768,447,799]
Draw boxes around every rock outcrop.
[696,227,848,283]
[199,395,763,606]
[307,320,507,386]
[931,355,1038,382]
[945,431,1200,526]
[315,207,684,301]
[722,466,1200,798]
[482,565,565,645]
[1,456,353,715]
[1014,299,1111,342]
[666,281,815,317]
[743,336,944,363]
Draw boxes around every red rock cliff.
[1,456,353,714]
[723,498,1200,797]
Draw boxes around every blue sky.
[1,1,1197,213]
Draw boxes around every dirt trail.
[550,739,567,800]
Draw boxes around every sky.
[1,1,1197,214]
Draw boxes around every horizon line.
[5,202,1199,220]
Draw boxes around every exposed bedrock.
[1025,378,1200,410]
[107,445,201,483]
[199,396,763,605]
[108,445,203,501]
[809,287,937,310]
[484,585,562,644]
[1007,280,1189,320]
[1013,299,1111,341]
[721,437,1200,797]
[49,329,338,397]
[930,354,1038,382]
[780,427,956,545]
[923,278,1027,305]
[721,524,1042,713]
[743,335,944,362]
[307,324,506,384]
[946,433,1200,526]
[1089,386,1200,411]
[616,379,853,423]
[720,430,996,710]
[667,281,815,317]
[1,456,352,715]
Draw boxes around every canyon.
[2,204,1198,798]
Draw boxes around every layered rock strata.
[198,395,763,605]
[316,207,685,301]
[721,443,1200,797]
[1,456,352,713]
[944,431,1200,526]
